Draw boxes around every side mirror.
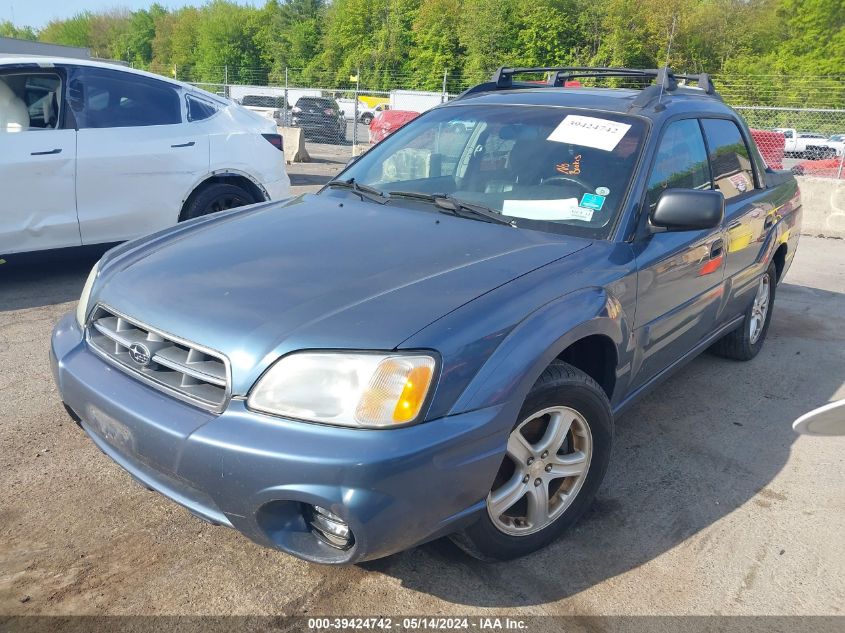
[650,189,724,232]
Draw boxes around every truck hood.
[96,193,590,392]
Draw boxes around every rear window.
[242,95,284,108]
[298,97,334,108]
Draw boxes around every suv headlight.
[75,261,101,327]
[247,352,437,428]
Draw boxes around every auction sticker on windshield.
[502,198,594,222]
[547,115,632,151]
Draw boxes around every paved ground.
[1,190,843,617]
[288,144,349,195]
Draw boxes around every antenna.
[656,14,678,106]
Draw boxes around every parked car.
[368,109,419,143]
[239,94,286,126]
[826,133,845,156]
[290,96,346,142]
[0,57,289,256]
[53,66,801,565]
[774,128,841,159]
[336,98,384,124]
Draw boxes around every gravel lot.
[1,161,843,617]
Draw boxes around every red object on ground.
[750,128,785,170]
[792,157,845,179]
[369,110,420,144]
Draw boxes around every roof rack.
[456,66,720,110]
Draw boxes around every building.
[0,36,90,59]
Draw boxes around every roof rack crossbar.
[457,66,719,105]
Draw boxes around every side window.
[71,68,182,129]
[646,119,711,210]
[367,121,475,185]
[186,95,218,122]
[701,119,758,200]
[0,72,63,131]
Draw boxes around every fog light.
[307,505,354,550]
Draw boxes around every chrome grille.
[86,305,230,411]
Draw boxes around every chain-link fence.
[167,65,845,178]
[735,106,845,179]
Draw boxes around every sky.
[3,0,260,29]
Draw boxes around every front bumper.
[51,313,510,564]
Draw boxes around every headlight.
[75,261,100,327]
[247,352,436,428]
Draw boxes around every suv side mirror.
[650,189,724,231]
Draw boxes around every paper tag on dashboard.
[502,199,594,222]
[547,115,632,151]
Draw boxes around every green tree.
[0,20,37,40]
[410,0,464,89]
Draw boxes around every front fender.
[451,286,629,416]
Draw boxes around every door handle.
[710,238,724,258]
[727,220,742,230]
[171,141,195,148]
[31,148,62,155]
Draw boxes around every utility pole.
[284,67,289,127]
[352,67,360,151]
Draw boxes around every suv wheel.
[181,183,256,221]
[451,361,613,561]
[710,262,776,360]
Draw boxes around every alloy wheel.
[487,406,593,536]
[749,274,771,344]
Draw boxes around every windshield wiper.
[324,178,387,204]
[388,191,515,226]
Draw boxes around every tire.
[180,183,256,222]
[360,113,373,125]
[709,262,777,361]
[451,361,613,561]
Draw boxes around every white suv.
[0,57,290,255]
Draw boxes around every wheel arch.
[449,287,629,417]
[179,170,269,222]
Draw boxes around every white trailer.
[389,90,445,113]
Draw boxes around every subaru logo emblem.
[128,342,152,366]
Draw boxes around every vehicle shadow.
[0,245,113,312]
[359,282,844,607]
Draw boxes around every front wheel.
[451,362,613,561]
[360,113,373,125]
[709,262,776,360]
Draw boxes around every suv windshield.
[339,104,647,237]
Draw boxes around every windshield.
[338,104,647,237]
